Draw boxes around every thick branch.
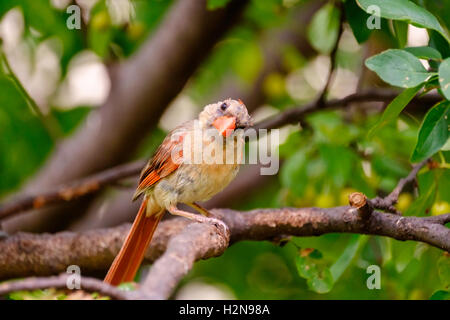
[139,222,230,300]
[0,207,448,285]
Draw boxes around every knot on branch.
[349,192,373,219]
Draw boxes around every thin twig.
[0,160,145,220]
[370,159,429,214]
[316,2,344,107]
[253,89,440,131]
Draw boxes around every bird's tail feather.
[104,197,163,285]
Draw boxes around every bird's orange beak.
[212,116,236,137]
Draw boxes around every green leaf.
[330,235,367,282]
[439,58,450,100]
[307,3,341,54]
[411,101,450,162]
[295,254,333,294]
[371,155,409,178]
[429,30,450,59]
[344,0,372,43]
[391,241,417,272]
[0,73,52,195]
[368,84,423,138]
[404,46,442,60]
[430,290,450,300]
[393,20,408,48]
[307,270,333,294]
[207,0,231,10]
[441,138,450,151]
[365,49,433,88]
[357,0,450,43]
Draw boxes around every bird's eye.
[220,102,228,111]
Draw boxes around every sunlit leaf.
[357,0,449,42]
[330,235,367,282]
[438,58,450,100]
[404,46,442,60]
[368,85,423,140]
[307,3,340,54]
[295,252,333,294]
[365,49,433,88]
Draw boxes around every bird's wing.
[133,124,188,199]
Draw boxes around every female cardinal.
[104,99,252,285]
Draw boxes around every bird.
[104,98,253,285]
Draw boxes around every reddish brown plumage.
[134,129,186,199]
[105,130,185,285]
[104,198,162,285]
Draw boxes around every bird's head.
[199,98,253,137]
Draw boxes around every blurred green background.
[0,0,449,300]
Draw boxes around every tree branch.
[0,206,448,297]
[139,221,230,300]
[253,90,440,131]
[0,161,145,220]
[370,159,429,214]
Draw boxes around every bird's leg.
[186,202,211,217]
[167,205,228,233]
